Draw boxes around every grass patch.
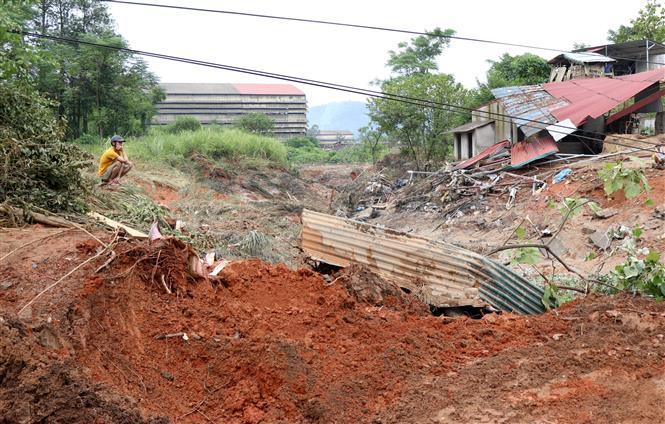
[77,126,288,168]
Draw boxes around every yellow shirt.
[98,147,126,176]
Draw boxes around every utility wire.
[19,30,662,149]
[101,0,665,68]
[18,30,663,153]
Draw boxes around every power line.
[18,30,663,153]
[101,0,665,68]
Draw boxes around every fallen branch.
[487,243,587,281]
[155,332,185,340]
[95,251,117,273]
[548,199,593,246]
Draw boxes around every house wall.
[473,101,513,144]
[459,132,471,159]
[472,123,496,155]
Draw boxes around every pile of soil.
[3,229,665,423]
[0,316,166,423]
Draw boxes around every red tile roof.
[232,83,305,96]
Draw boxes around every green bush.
[0,82,91,213]
[286,135,319,149]
[166,116,201,134]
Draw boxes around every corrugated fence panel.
[301,209,545,314]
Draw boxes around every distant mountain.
[308,101,369,135]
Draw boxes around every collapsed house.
[451,67,665,167]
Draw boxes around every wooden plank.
[87,212,148,238]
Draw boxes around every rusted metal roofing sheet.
[301,210,545,314]
[453,140,510,170]
[544,68,665,125]
[491,86,569,137]
[508,133,559,169]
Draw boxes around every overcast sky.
[107,0,646,106]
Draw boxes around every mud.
[2,228,665,423]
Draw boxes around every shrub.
[0,82,91,213]
[166,116,201,134]
[597,158,651,199]
[233,112,274,136]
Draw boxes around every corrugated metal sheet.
[544,68,665,125]
[301,210,545,314]
[548,52,615,64]
[491,86,569,138]
[508,133,559,169]
[448,120,493,134]
[453,140,510,170]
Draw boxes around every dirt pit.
[2,228,665,423]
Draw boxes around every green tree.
[30,0,163,139]
[608,0,665,43]
[470,53,551,107]
[234,112,275,136]
[0,2,38,83]
[368,28,468,170]
[358,124,387,165]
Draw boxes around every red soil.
[2,228,665,423]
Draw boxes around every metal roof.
[301,209,545,314]
[491,86,569,137]
[453,140,511,170]
[159,83,305,96]
[549,52,615,65]
[508,133,559,169]
[544,67,665,125]
[448,120,494,133]
[577,39,665,60]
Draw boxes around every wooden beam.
[87,212,148,238]
[606,87,665,125]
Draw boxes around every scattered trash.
[149,222,163,242]
[552,168,572,184]
[506,187,518,209]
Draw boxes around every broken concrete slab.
[589,231,611,250]
[655,205,665,220]
[592,207,618,219]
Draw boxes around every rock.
[589,231,611,250]
[581,224,596,235]
[592,207,618,219]
[483,313,498,323]
[552,333,564,341]
[655,205,665,220]
[0,281,13,290]
[160,371,174,381]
